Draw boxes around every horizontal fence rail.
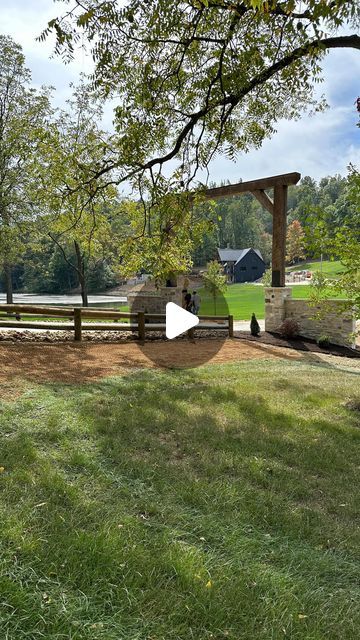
[0,304,234,341]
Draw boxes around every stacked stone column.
[128,286,182,315]
[264,287,292,332]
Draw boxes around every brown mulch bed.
[0,339,303,385]
[234,330,360,359]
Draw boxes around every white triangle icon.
[166,302,199,340]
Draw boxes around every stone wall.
[128,286,182,315]
[265,287,356,348]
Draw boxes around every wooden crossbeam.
[202,172,300,200]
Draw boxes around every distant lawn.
[1,359,360,639]
[287,260,344,278]
[197,283,334,320]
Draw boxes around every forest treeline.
[1,173,351,295]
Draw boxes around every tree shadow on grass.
[70,367,360,535]
[2,365,360,639]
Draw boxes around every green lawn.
[287,260,344,278]
[1,359,360,639]
[198,284,323,320]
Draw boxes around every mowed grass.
[1,359,360,639]
[287,260,344,278]
[198,284,318,320]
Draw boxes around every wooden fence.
[0,304,234,341]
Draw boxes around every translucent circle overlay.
[130,283,230,368]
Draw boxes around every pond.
[0,293,127,307]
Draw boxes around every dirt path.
[1,338,359,387]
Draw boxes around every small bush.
[261,268,272,286]
[317,335,331,348]
[278,318,300,338]
[250,313,261,336]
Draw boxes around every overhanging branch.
[70,33,360,190]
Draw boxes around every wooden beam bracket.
[251,189,274,215]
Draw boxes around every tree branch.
[90,34,360,185]
[48,232,80,277]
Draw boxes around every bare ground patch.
[0,338,359,385]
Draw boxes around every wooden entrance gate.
[202,172,301,286]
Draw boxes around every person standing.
[184,291,192,311]
[192,291,201,315]
[182,289,188,308]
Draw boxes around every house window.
[240,267,246,271]
[252,266,257,270]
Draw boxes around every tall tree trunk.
[74,241,88,307]
[80,280,88,307]
[3,263,13,304]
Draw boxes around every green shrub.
[250,313,261,336]
[317,335,331,348]
[262,268,272,286]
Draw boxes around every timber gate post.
[138,312,146,341]
[272,184,288,287]
[228,315,234,337]
[74,308,82,342]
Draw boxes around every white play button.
[166,302,199,340]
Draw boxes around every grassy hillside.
[287,260,344,278]
[1,359,360,639]
[197,283,334,320]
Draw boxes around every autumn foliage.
[286,220,306,265]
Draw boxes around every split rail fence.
[0,304,234,341]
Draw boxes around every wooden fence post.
[74,308,82,342]
[228,315,234,337]
[138,312,145,341]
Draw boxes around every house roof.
[217,247,264,264]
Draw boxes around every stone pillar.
[159,286,182,306]
[265,287,292,332]
[128,286,183,315]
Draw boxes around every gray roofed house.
[217,247,265,283]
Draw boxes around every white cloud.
[0,0,90,106]
[205,48,359,183]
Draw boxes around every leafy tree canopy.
[0,34,52,301]
[38,1,360,279]
[307,166,360,318]
[42,0,360,191]
[203,259,227,314]
[35,82,121,305]
[286,219,306,264]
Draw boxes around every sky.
[1,0,359,187]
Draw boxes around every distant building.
[217,247,265,283]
